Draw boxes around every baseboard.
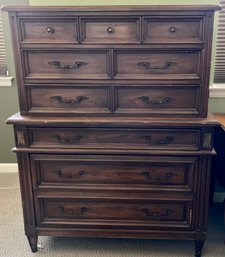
[0,163,18,173]
[213,192,225,203]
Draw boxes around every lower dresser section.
[15,149,213,254]
[7,114,217,256]
[31,154,196,231]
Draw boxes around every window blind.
[0,12,7,76]
[214,0,225,83]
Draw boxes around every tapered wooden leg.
[27,236,38,252]
[195,240,205,257]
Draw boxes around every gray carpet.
[0,172,224,257]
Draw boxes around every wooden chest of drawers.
[3,5,220,257]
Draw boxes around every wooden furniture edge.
[1,5,222,12]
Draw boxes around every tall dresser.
[3,5,220,257]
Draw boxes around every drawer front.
[36,197,193,230]
[115,50,200,80]
[143,17,203,43]
[31,154,197,189]
[80,17,140,44]
[114,86,200,116]
[27,86,112,114]
[20,18,78,43]
[26,85,200,116]
[23,50,110,80]
[29,128,200,150]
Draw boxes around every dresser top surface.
[1,5,221,12]
[6,112,220,127]
[214,114,225,131]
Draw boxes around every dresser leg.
[27,236,38,252]
[194,240,205,257]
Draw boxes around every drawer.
[23,50,110,80]
[143,17,203,44]
[26,85,200,117]
[31,154,197,190]
[115,50,200,80]
[80,17,140,44]
[35,197,193,230]
[27,86,112,115]
[114,85,200,116]
[28,128,200,150]
[19,18,79,43]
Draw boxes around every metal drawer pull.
[54,169,89,179]
[140,171,177,181]
[51,134,82,144]
[169,26,176,33]
[50,95,89,104]
[141,208,173,217]
[137,96,171,105]
[59,206,87,215]
[48,60,88,70]
[46,27,54,34]
[144,135,174,145]
[137,61,177,70]
[107,27,115,33]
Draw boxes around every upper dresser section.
[3,5,220,117]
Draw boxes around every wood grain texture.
[4,5,220,256]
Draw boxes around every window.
[0,11,13,86]
[214,0,225,83]
[210,0,225,97]
[0,12,7,76]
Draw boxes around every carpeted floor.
[0,172,224,257]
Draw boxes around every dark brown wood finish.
[30,154,197,189]
[19,18,79,44]
[3,5,220,257]
[3,5,218,118]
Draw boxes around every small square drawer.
[35,195,193,230]
[114,50,200,80]
[143,17,203,44]
[19,18,79,43]
[114,85,200,116]
[27,86,112,115]
[27,127,200,151]
[30,154,197,190]
[23,50,110,80]
[80,17,141,44]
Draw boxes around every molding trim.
[0,163,18,173]
[213,192,225,203]
[210,84,225,98]
[0,76,14,87]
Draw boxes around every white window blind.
[0,12,7,76]
[214,0,225,83]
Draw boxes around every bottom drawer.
[36,197,193,230]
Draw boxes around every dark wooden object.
[3,5,220,256]
[211,114,225,239]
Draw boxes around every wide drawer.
[25,85,201,117]
[27,86,112,114]
[114,85,200,116]
[80,17,140,44]
[28,128,200,150]
[19,18,79,43]
[30,154,197,190]
[114,50,200,80]
[143,17,203,44]
[23,50,110,80]
[35,196,193,230]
